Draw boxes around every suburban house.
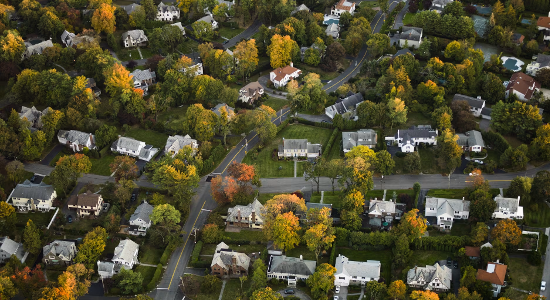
[42,240,77,266]
[452,94,486,117]
[57,130,96,152]
[181,54,203,76]
[120,3,141,15]
[0,237,26,263]
[393,49,414,58]
[111,136,159,161]
[386,125,438,153]
[267,241,283,256]
[291,4,310,15]
[97,261,116,279]
[128,201,154,236]
[8,180,57,212]
[165,134,198,157]
[130,69,156,94]
[211,242,251,278]
[239,82,264,104]
[60,30,95,48]
[171,22,186,36]
[326,23,340,38]
[334,255,380,287]
[22,39,53,60]
[505,72,541,102]
[342,129,377,152]
[278,139,322,158]
[122,30,148,48]
[325,92,364,119]
[407,263,452,292]
[476,262,507,297]
[156,2,180,21]
[112,239,139,270]
[430,0,453,12]
[270,63,302,88]
[465,246,481,260]
[492,195,523,219]
[267,255,317,286]
[19,106,49,130]
[195,14,218,30]
[226,199,264,229]
[331,0,355,16]
[212,103,235,119]
[511,33,524,45]
[397,26,423,48]
[537,12,550,42]
[216,0,235,10]
[424,196,470,230]
[366,199,406,228]
[456,130,485,153]
[526,54,550,76]
[86,78,101,97]
[67,191,104,217]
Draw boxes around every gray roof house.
[397,27,423,48]
[366,199,406,227]
[334,254,380,286]
[212,103,235,119]
[120,3,141,15]
[267,255,317,285]
[457,130,485,153]
[342,129,377,152]
[57,130,96,152]
[195,14,218,30]
[122,30,148,48]
[527,54,550,76]
[8,180,57,212]
[493,195,523,219]
[430,0,454,11]
[111,136,159,162]
[211,242,251,277]
[165,134,198,157]
[387,125,438,153]
[0,237,26,263]
[326,23,340,38]
[226,199,264,229]
[278,139,322,158]
[325,92,364,119]
[97,261,115,279]
[19,106,50,130]
[425,197,470,230]
[22,39,53,60]
[291,3,310,15]
[130,69,156,94]
[112,239,139,270]
[156,2,180,21]
[453,94,486,117]
[407,263,452,292]
[42,240,77,265]
[128,201,154,236]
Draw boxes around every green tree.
[192,20,214,40]
[129,6,146,28]
[378,0,389,13]
[23,219,41,254]
[0,276,17,299]
[5,160,26,187]
[470,222,489,246]
[117,268,143,294]
[444,40,465,62]
[150,204,182,245]
[304,47,321,66]
[249,259,267,293]
[365,280,387,300]
[367,33,390,58]
[436,129,463,177]
[141,0,156,20]
[39,9,65,39]
[304,159,326,194]
[393,234,411,267]
[404,152,422,173]
[500,145,530,171]
[482,73,505,104]
[531,170,550,203]
[74,227,108,269]
[95,124,118,149]
[506,176,532,206]
[375,150,395,175]
[386,94,407,130]
[307,263,336,300]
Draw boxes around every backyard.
[242,124,333,178]
[403,13,416,25]
[89,154,117,176]
[125,127,170,149]
[408,250,449,268]
[218,26,245,39]
[138,244,164,264]
[15,210,56,228]
[508,257,543,292]
[523,203,550,227]
[157,106,188,132]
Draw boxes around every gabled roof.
[130,69,156,82]
[113,239,139,263]
[268,255,316,276]
[333,0,355,11]
[369,199,403,215]
[43,240,76,258]
[396,126,437,142]
[240,82,263,97]
[399,26,423,41]
[165,134,197,153]
[113,137,145,152]
[197,14,216,24]
[24,40,53,56]
[122,30,148,42]
[291,4,310,14]
[0,237,20,255]
[457,130,484,148]
[171,22,186,34]
[425,196,470,214]
[407,263,452,289]
[342,129,377,149]
[58,130,94,146]
[507,72,541,100]
[465,246,480,257]
[534,54,550,68]
[476,263,507,285]
[453,94,485,109]
[325,92,364,117]
[538,16,550,29]
[212,103,235,117]
[271,65,302,82]
[226,199,264,224]
[121,3,141,15]
[326,23,339,33]
[211,242,251,270]
[11,180,55,201]
[157,2,178,12]
[71,191,101,207]
[493,196,520,213]
[129,201,154,224]
[335,254,380,279]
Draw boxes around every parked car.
[542,281,546,291]
[30,175,36,183]
[474,160,484,164]
[284,289,295,295]
[334,297,339,300]
[67,215,73,223]
[335,286,340,293]
[446,257,452,267]
[453,261,459,269]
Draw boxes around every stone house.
[226,199,264,229]
[211,242,250,278]
[42,240,77,266]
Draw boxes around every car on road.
[469,172,479,176]
[67,215,73,223]
[334,296,339,300]
[335,286,340,293]
[284,289,295,295]
[542,281,546,291]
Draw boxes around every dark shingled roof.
[453,94,485,109]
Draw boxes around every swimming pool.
[501,56,524,72]
[323,19,339,25]
[521,18,531,24]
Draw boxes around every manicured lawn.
[135,265,157,289]
[64,214,106,232]
[508,257,543,292]
[15,210,55,228]
[295,59,350,81]
[418,147,440,174]
[337,248,392,282]
[138,244,164,264]
[243,124,333,178]
[157,106,188,132]
[115,48,140,61]
[286,245,329,264]
[178,38,200,55]
[403,13,416,25]
[426,189,468,199]
[223,230,266,242]
[523,203,550,227]
[89,154,117,176]
[45,269,64,282]
[310,192,344,208]
[327,132,343,161]
[201,243,265,256]
[219,26,245,39]
[450,222,471,236]
[221,278,247,300]
[262,97,288,112]
[366,189,415,201]
[139,47,154,59]
[125,128,169,149]
[408,250,449,267]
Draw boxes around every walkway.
[138,262,167,268]
[218,280,227,300]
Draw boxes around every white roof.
[335,254,380,279]
[113,239,139,263]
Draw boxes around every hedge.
[277,117,291,133]
[190,241,203,266]
[482,131,510,153]
[146,264,164,291]
[323,128,340,155]
[329,243,337,265]
[412,235,467,251]
[160,246,173,265]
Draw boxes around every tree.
[470,222,489,246]
[193,20,214,40]
[250,259,267,293]
[267,34,299,68]
[444,40,465,62]
[394,209,427,241]
[324,159,344,194]
[393,233,412,267]
[116,268,143,294]
[304,220,335,262]
[234,39,259,82]
[0,276,17,299]
[386,95,407,130]
[104,212,121,234]
[432,106,453,131]
[150,204,181,245]
[39,10,65,40]
[469,184,497,222]
[74,227,108,269]
[530,124,550,160]
[266,212,300,251]
[307,263,336,300]
[202,224,223,243]
[65,263,93,298]
[5,160,25,187]
[91,3,116,34]
[387,280,406,300]
[95,124,118,149]
[500,145,530,171]
[411,290,439,300]
[141,0,156,20]
[11,265,46,299]
[378,0,389,13]
[436,129,463,176]
[491,100,542,142]
[251,287,282,300]
[451,100,477,133]
[304,48,321,66]
[129,6,146,28]
[375,150,395,175]
[109,156,138,181]
[365,280,387,300]
[526,295,546,300]
[531,170,550,203]
[492,219,522,245]
[404,152,422,173]
[0,30,25,63]
[304,159,325,193]
[367,33,390,58]
[23,219,41,254]
[41,108,64,143]
[506,176,532,206]
[217,106,233,145]
[482,73,505,104]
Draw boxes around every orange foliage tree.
[394,209,427,242]
[210,175,239,204]
[109,155,139,182]
[491,219,522,245]
[411,290,439,300]
[262,194,307,228]
[11,265,47,299]
[91,3,116,34]
[387,280,407,300]
[267,211,301,251]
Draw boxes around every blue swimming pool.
[503,58,520,71]
[323,19,339,25]
[521,18,531,24]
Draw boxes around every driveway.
[417,189,429,214]
[296,113,332,123]
[277,288,312,300]
[336,285,348,300]
[452,264,460,295]
[393,2,409,29]
[41,144,65,166]
[479,119,491,132]
[223,19,263,49]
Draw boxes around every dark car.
[447,257,452,267]
[453,261,459,269]
[67,215,73,223]
[131,193,137,202]
[30,175,36,183]
[284,289,295,294]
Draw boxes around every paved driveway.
[335,285,348,300]
[296,113,332,123]
[479,119,491,131]
[41,144,65,166]
[277,288,312,300]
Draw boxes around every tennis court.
[472,15,490,38]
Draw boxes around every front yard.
[408,250,449,268]
[218,26,245,39]
[157,106,188,132]
[15,210,56,228]
[523,202,550,227]
[89,154,117,176]
[134,265,157,290]
[508,257,543,292]
[262,97,288,112]
[138,243,165,264]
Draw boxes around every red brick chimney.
[251,210,256,223]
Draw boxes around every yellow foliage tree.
[411,290,439,300]
[91,3,116,34]
[394,209,427,241]
[492,219,522,245]
[267,34,298,68]
[263,194,306,229]
[0,201,15,219]
[268,212,300,251]
[104,63,132,98]
[387,280,406,300]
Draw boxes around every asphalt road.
[224,19,263,49]
[322,1,401,93]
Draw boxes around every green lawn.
[403,13,416,25]
[219,26,245,39]
[310,191,344,208]
[64,214,106,232]
[89,154,117,176]
[408,250,449,267]
[418,147,440,174]
[243,124,333,178]
[523,203,550,227]
[135,265,157,289]
[115,48,140,61]
[337,248,392,282]
[48,151,65,167]
[508,257,543,292]
[45,269,64,282]
[157,106,188,132]
[178,38,200,55]
[223,230,266,242]
[426,189,468,199]
[139,47,154,59]
[450,222,471,236]
[183,275,223,300]
[16,210,55,228]
[262,97,288,112]
[125,128,169,149]
[138,244,164,264]
[286,245,329,264]
[294,59,350,81]
[201,243,265,256]
[384,112,431,137]
[366,189,415,200]
[327,132,343,161]
[221,278,246,300]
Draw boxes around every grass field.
[418,147,440,174]
[243,124,333,177]
[89,154,117,176]
[125,128,169,149]
[427,189,468,199]
[219,26,245,39]
[183,274,223,300]
[138,244,164,264]
[223,229,266,242]
[508,257,543,292]
[337,248,392,282]
[384,112,431,137]
[221,279,246,300]
[262,97,288,112]
[523,203,550,227]
[408,250,449,267]
[294,59,351,81]
[178,39,200,55]
[135,265,157,289]
[16,210,55,228]
[310,191,344,208]
[157,106,188,132]
[403,13,416,25]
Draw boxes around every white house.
[122,30,148,48]
[112,239,139,270]
[325,92,364,119]
[171,22,186,36]
[476,262,507,297]
[278,139,322,158]
[407,263,452,292]
[19,106,50,130]
[430,0,453,12]
[42,240,77,266]
[270,63,301,88]
[492,195,523,219]
[111,136,159,162]
[67,191,104,217]
[128,201,154,236]
[57,130,96,152]
[97,261,115,279]
[239,82,264,104]
[326,23,340,38]
[331,0,355,16]
[424,196,470,230]
[452,94,486,117]
[267,255,317,286]
[226,199,265,229]
[342,129,377,152]
[291,4,310,15]
[526,54,550,76]
[334,255,380,287]
[397,27,423,48]
[8,180,57,212]
[0,237,26,263]
[386,125,438,153]
[22,39,53,60]
[195,14,218,30]
[156,2,180,21]
[457,130,485,153]
[130,69,156,95]
[165,134,198,157]
[505,72,541,102]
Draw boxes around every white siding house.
[457,130,485,153]
[424,197,470,230]
[156,2,180,21]
[385,125,438,153]
[267,255,316,286]
[122,30,148,48]
[112,239,139,269]
[398,27,423,48]
[331,0,355,16]
[526,54,550,76]
[0,237,26,263]
[278,139,322,158]
[452,94,486,117]
[493,196,523,220]
[8,180,57,212]
[128,201,154,236]
[111,137,159,161]
[270,64,301,88]
[334,255,380,287]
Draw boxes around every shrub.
[528,250,542,265]
[395,152,406,158]
[146,264,164,291]
[160,247,172,265]
[323,128,340,155]
[190,241,203,265]
[482,131,510,153]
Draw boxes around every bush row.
[412,235,468,251]
[146,264,164,291]
[323,128,340,155]
[190,241,203,266]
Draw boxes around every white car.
[474,160,484,165]
[335,286,340,293]
[334,297,339,300]
[542,281,546,291]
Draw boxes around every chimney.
[300,255,303,261]
[251,210,256,223]
[290,62,293,67]
[232,255,236,266]
[237,208,241,221]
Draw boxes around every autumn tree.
[150,204,182,245]
[307,263,336,300]
[411,290,439,300]
[492,219,522,245]
[267,34,299,68]
[185,104,218,141]
[387,280,407,300]
[0,201,15,235]
[251,287,282,300]
[0,276,17,299]
[74,227,108,269]
[109,155,139,181]
[265,212,300,251]
[394,209,427,241]
[234,39,259,82]
[365,281,387,300]
[39,9,65,39]
[530,124,550,161]
[436,129,463,177]
[201,224,223,244]
[65,263,93,298]
[11,266,47,299]
[51,154,92,194]
[91,3,116,34]
[0,30,25,63]
[470,222,489,246]
[114,179,135,212]
[23,219,41,254]
[304,208,335,262]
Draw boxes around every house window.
[339,277,345,280]
[439,217,443,219]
